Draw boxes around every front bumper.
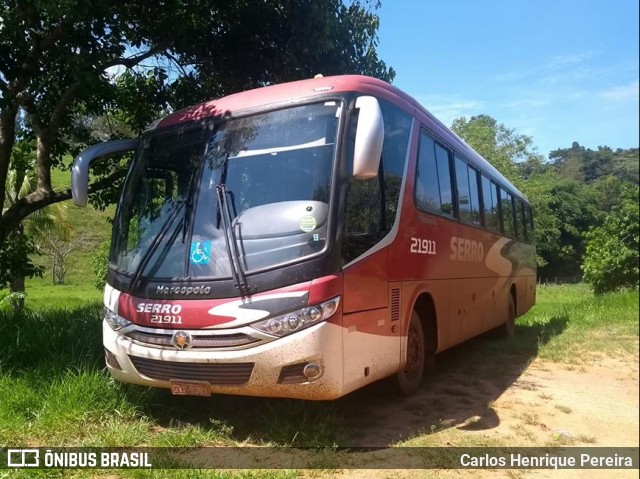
[103,319,345,400]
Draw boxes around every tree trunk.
[9,274,26,311]
[7,223,26,311]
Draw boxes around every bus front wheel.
[396,311,425,396]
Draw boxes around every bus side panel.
[388,204,533,353]
[341,307,401,395]
[342,249,389,313]
[401,278,497,354]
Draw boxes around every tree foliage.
[0,0,394,284]
[550,142,639,186]
[520,171,598,275]
[450,115,639,284]
[582,185,639,294]
[451,115,543,183]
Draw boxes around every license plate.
[169,380,211,397]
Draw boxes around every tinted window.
[524,204,534,242]
[435,143,454,215]
[467,164,481,225]
[515,199,526,240]
[415,131,454,216]
[481,175,500,232]
[380,100,412,233]
[455,156,481,225]
[500,188,515,237]
[455,156,471,223]
[343,99,412,263]
[415,134,442,211]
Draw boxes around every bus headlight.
[104,306,132,331]
[251,296,340,337]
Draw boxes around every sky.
[375,0,639,157]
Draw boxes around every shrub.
[582,185,639,294]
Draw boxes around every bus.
[71,75,536,400]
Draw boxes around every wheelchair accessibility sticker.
[190,240,212,265]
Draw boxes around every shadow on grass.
[127,315,569,447]
[0,303,104,374]
[2,304,568,448]
[334,314,570,446]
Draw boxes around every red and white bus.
[72,75,536,400]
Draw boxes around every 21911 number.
[150,315,183,324]
[410,237,436,255]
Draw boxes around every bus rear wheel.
[396,311,425,396]
[500,293,516,338]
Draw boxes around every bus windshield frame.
[110,100,344,284]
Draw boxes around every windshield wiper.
[216,184,252,296]
[181,167,199,244]
[129,201,185,292]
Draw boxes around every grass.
[518,284,639,362]
[1,166,114,310]
[554,404,572,414]
[0,283,637,476]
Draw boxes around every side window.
[500,188,515,238]
[515,199,526,241]
[415,131,454,216]
[343,99,412,263]
[379,99,412,232]
[455,156,471,223]
[434,143,454,215]
[415,134,442,211]
[454,156,481,225]
[524,204,534,242]
[343,114,382,263]
[481,175,500,232]
[467,164,481,226]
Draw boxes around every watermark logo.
[7,449,39,467]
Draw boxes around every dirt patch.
[324,352,639,479]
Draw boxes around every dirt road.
[328,349,639,479]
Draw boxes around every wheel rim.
[405,321,424,379]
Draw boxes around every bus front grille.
[125,330,259,349]
[129,356,254,385]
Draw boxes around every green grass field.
[1,166,113,309]
[0,283,637,477]
[0,174,638,476]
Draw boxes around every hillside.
[22,167,115,309]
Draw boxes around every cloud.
[599,81,639,103]
[415,95,485,125]
[495,50,599,84]
[500,98,550,109]
[546,51,596,69]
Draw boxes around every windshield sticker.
[190,240,212,265]
[299,215,317,233]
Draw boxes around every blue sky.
[376,0,639,157]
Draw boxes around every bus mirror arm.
[71,139,139,207]
[353,96,384,180]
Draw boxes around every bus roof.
[153,75,526,201]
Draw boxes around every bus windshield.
[111,101,341,281]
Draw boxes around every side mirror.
[353,96,384,180]
[71,139,139,207]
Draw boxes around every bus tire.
[500,293,516,338]
[395,311,425,396]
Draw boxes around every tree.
[549,142,639,186]
[42,234,87,285]
[2,140,71,307]
[582,185,639,294]
[520,171,598,278]
[450,115,603,278]
[451,115,543,184]
[0,0,394,279]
